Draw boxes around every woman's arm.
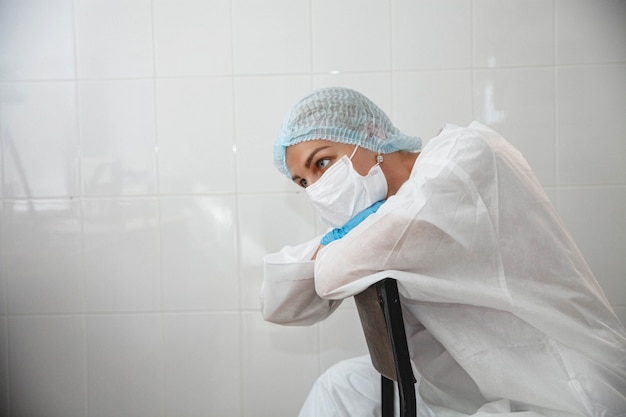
[261,237,343,325]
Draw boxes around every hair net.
[273,87,422,177]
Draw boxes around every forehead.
[285,140,352,171]
[286,139,332,159]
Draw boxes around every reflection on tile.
[238,192,317,310]
[474,0,553,67]
[163,313,240,416]
[556,0,626,65]
[473,68,556,186]
[9,316,86,417]
[392,0,472,70]
[312,0,391,72]
[86,314,164,417]
[0,0,75,80]
[1,82,79,198]
[79,80,157,196]
[5,200,83,314]
[232,0,311,74]
[83,199,160,312]
[156,77,236,194]
[234,75,312,193]
[160,196,239,311]
[241,312,319,417]
[557,65,626,186]
[74,0,153,78]
[153,0,232,76]
[393,70,473,140]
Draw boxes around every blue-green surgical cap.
[273,87,422,178]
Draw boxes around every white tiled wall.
[0,1,624,416]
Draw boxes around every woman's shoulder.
[414,122,499,171]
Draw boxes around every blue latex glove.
[320,200,385,246]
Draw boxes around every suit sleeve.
[261,236,343,325]
[314,133,506,304]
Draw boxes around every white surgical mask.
[306,146,387,228]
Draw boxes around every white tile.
[556,0,626,65]
[0,0,75,80]
[234,75,312,193]
[79,80,157,196]
[241,312,319,417]
[557,65,626,186]
[153,0,232,76]
[163,313,240,417]
[5,200,84,314]
[558,187,626,307]
[156,77,236,194]
[232,0,311,74]
[319,308,369,372]
[312,0,391,73]
[238,193,317,310]
[392,0,472,70]
[1,81,79,197]
[86,314,164,417]
[473,0,554,67]
[9,316,86,417]
[160,196,239,311]
[473,68,556,186]
[74,0,153,78]
[393,70,473,142]
[83,198,161,312]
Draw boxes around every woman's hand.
[311,244,324,260]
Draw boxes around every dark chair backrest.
[354,278,417,417]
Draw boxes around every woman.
[261,87,626,417]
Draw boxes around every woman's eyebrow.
[304,146,331,170]
[290,145,332,182]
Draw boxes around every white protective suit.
[262,122,626,417]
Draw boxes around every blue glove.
[320,200,385,246]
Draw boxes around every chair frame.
[354,278,417,417]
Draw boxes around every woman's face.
[285,139,377,188]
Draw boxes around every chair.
[354,278,417,417]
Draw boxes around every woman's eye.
[317,158,330,170]
[299,178,308,188]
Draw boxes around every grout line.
[309,0,315,78]
[70,0,90,415]
[4,309,247,318]
[229,1,246,415]
[1,61,625,84]
[147,2,169,415]
[0,190,298,202]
